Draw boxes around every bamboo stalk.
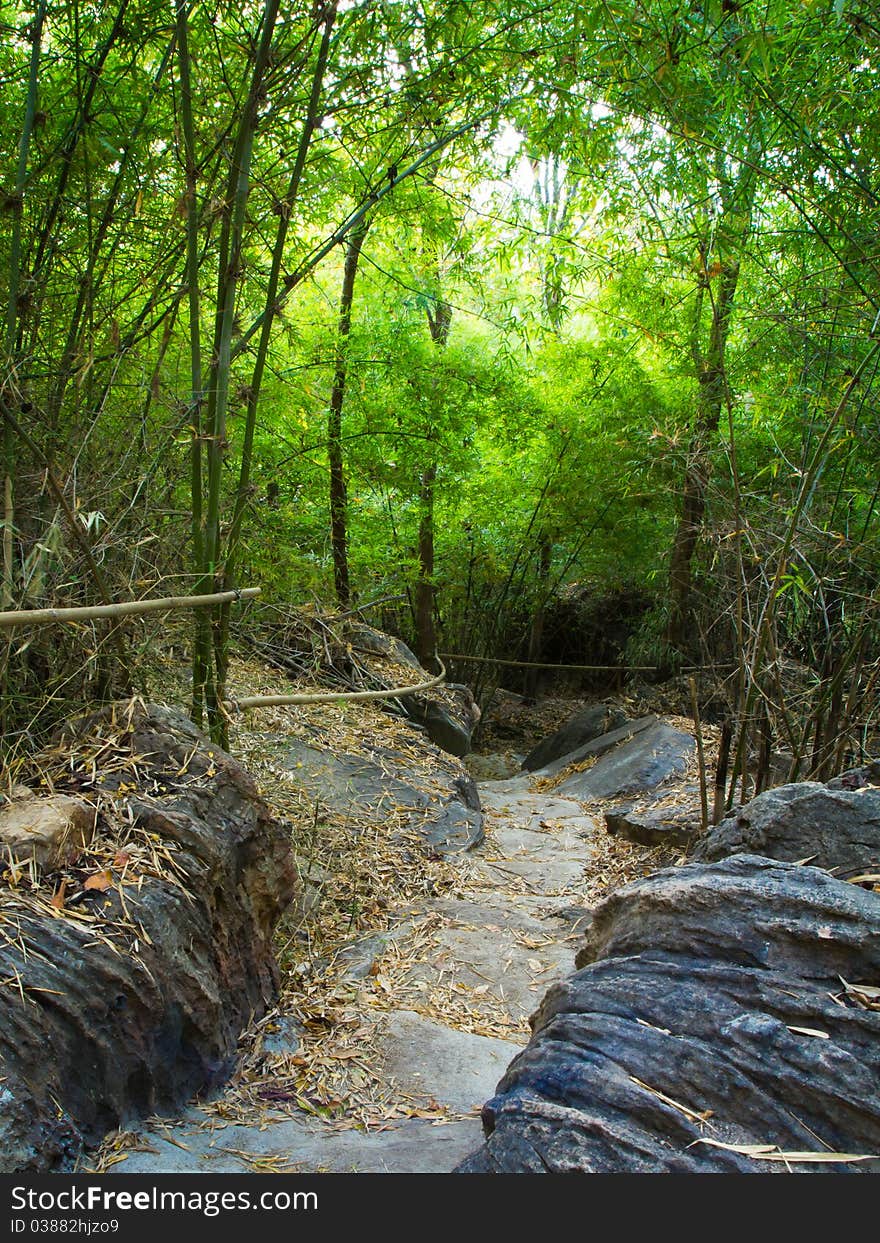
[226,3,338,573]
[175,0,213,727]
[3,1,46,613]
[713,719,732,825]
[728,337,880,800]
[47,31,175,432]
[755,706,772,794]
[202,0,281,743]
[689,677,709,833]
[212,5,338,737]
[31,1,131,267]
[328,212,368,606]
[228,659,445,711]
[0,587,260,629]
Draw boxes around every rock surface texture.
[0,793,95,872]
[0,703,296,1172]
[103,729,606,1175]
[347,623,480,756]
[280,733,483,854]
[604,802,702,850]
[63,697,879,1177]
[458,772,880,1172]
[554,720,695,801]
[521,704,628,772]
[692,771,880,878]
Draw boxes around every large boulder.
[0,703,297,1172]
[521,704,628,773]
[403,687,480,759]
[532,716,657,779]
[458,856,880,1173]
[693,775,880,879]
[347,622,423,670]
[347,623,480,757]
[555,720,695,802]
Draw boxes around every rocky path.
[101,771,603,1174]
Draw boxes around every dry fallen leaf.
[631,1076,712,1124]
[692,1138,879,1163]
[839,977,880,1010]
[84,870,113,892]
[50,879,68,910]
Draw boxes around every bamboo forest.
[1,0,879,1188]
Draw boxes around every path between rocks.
[102,771,604,1175]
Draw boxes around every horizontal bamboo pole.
[0,586,261,629]
[228,659,445,711]
[439,652,736,674]
[439,652,658,672]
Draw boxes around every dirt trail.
[97,768,606,1174]
[88,670,686,1176]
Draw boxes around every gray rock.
[378,1011,524,1114]
[425,800,484,852]
[534,716,657,779]
[522,704,628,772]
[0,793,95,872]
[348,623,423,670]
[457,856,880,1173]
[465,753,522,781]
[336,931,398,979]
[604,804,702,850]
[451,771,481,812]
[477,772,533,797]
[423,895,554,934]
[283,738,427,816]
[828,763,880,791]
[556,721,694,801]
[477,825,594,894]
[281,736,483,854]
[108,1112,485,1175]
[404,687,480,758]
[258,1015,304,1057]
[347,623,480,756]
[478,787,585,826]
[403,917,575,1024]
[693,780,880,878]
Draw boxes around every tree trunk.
[328,216,368,606]
[415,299,452,668]
[524,530,552,701]
[414,463,437,667]
[3,2,46,610]
[666,207,751,658]
[206,4,336,744]
[196,0,281,744]
[175,0,214,728]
